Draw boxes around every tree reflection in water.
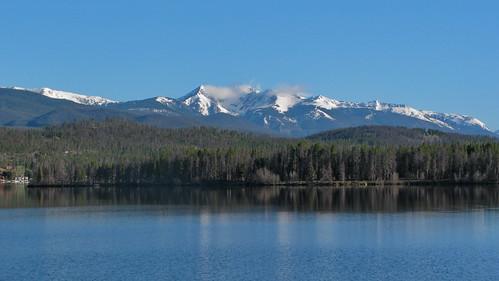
[1,184,498,212]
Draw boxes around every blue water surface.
[1,185,499,280]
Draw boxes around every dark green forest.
[307,125,497,146]
[0,119,497,186]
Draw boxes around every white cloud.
[268,84,309,98]
[202,84,257,100]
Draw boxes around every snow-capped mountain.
[0,85,496,137]
[179,85,233,116]
[178,85,264,116]
[1,87,119,106]
[177,85,494,136]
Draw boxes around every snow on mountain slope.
[304,95,343,110]
[1,86,120,106]
[108,96,197,118]
[259,86,308,113]
[272,93,306,113]
[31,88,120,106]
[306,108,335,120]
[301,96,454,130]
[230,89,305,114]
[355,101,454,130]
[421,111,490,131]
[155,97,175,105]
[230,90,276,113]
[180,85,234,116]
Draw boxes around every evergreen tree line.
[31,141,498,186]
[0,119,497,186]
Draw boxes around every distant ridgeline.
[0,119,497,186]
[306,126,498,146]
[1,86,497,137]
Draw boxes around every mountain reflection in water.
[1,184,498,212]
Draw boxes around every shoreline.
[1,180,30,184]
[25,179,499,188]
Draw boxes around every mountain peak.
[155,97,175,105]
[180,85,206,100]
[306,95,342,110]
[179,85,233,116]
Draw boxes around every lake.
[1,184,499,280]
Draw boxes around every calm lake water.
[1,184,499,280]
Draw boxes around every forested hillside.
[0,119,497,186]
[307,126,497,146]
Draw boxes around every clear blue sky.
[1,0,498,130]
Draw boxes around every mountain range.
[0,85,496,137]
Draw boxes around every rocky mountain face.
[0,85,496,137]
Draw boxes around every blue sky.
[1,0,498,130]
